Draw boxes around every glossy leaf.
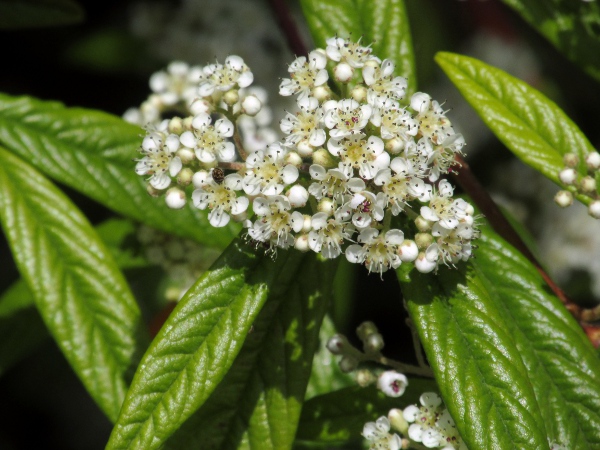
[0,0,84,29]
[164,255,336,450]
[0,147,147,421]
[297,380,438,445]
[0,93,239,248]
[436,52,595,204]
[399,224,600,449]
[500,0,600,82]
[106,242,318,449]
[299,0,416,94]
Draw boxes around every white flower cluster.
[402,392,465,450]
[132,37,479,273]
[555,151,600,219]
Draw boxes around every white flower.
[308,212,355,259]
[180,113,235,164]
[135,131,182,190]
[324,99,372,138]
[336,191,386,229]
[247,195,304,249]
[374,157,432,215]
[411,92,456,147]
[149,61,201,107]
[346,228,404,274]
[280,96,326,154]
[403,392,444,446]
[371,102,419,142]
[363,59,407,108]
[327,133,390,180]
[420,180,465,229]
[326,37,375,68]
[243,144,299,196]
[308,164,366,201]
[377,371,408,397]
[198,55,254,97]
[192,174,248,227]
[279,50,328,98]
[427,222,477,266]
[362,416,401,450]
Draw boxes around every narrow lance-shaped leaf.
[399,224,600,449]
[436,52,595,204]
[0,93,239,248]
[499,0,600,83]
[296,380,439,446]
[164,255,337,450]
[106,242,310,450]
[0,0,84,29]
[0,147,147,422]
[299,0,416,95]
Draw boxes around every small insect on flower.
[212,167,225,184]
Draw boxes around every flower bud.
[563,153,579,168]
[241,94,262,116]
[357,321,378,341]
[364,333,384,353]
[415,232,433,249]
[313,86,331,102]
[415,252,437,273]
[182,116,194,131]
[177,168,194,186]
[312,148,337,168]
[284,151,303,167]
[580,176,597,193]
[168,117,184,134]
[176,147,195,164]
[165,187,186,209]
[414,216,432,232]
[355,369,376,387]
[326,334,348,355]
[296,141,314,157]
[339,355,359,373]
[585,151,600,170]
[301,214,312,233]
[223,89,239,107]
[377,371,408,398]
[554,190,573,208]
[146,185,161,197]
[589,200,600,219]
[189,98,211,115]
[294,234,310,252]
[351,85,368,103]
[385,138,404,154]
[398,240,418,262]
[334,63,354,82]
[287,184,309,207]
[318,198,335,216]
[559,168,577,185]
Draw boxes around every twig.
[267,0,309,56]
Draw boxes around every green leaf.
[297,380,438,445]
[499,0,600,83]
[399,224,600,449]
[299,0,416,95]
[436,52,595,204]
[0,281,49,376]
[107,242,319,449]
[0,0,84,29]
[0,147,147,421]
[305,314,354,400]
[0,93,239,248]
[164,255,336,450]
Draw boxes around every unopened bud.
[388,409,409,435]
[554,190,573,208]
[351,85,368,103]
[355,369,376,387]
[326,334,348,355]
[357,321,378,340]
[385,138,405,154]
[585,151,600,170]
[415,252,437,273]
[294,234,310,252]
[284,151,303,167]
[563,153,579,168]
[589,200,600,219]
[334,63,354,82]
[168,117,184,134]
[312,148,336,168]
[241,94,262,116]
[176,147,195,164]
[415,232,433,249]
[287,184,309,207]
[318,198,335,216]
[223,89,239,107]
[364,333,384,353]
[580,176,596,193]
[339,355,359,373]
[177,168,194,186]
[414,216,432,232]
[377,371,408,398]
[146,185,161,197]
[313,86,331,102]
[559,168,577,185]
[165,188,186,209]
[398,240,418,262]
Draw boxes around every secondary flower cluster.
[555,151,600,219]
[132,37,479,273]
